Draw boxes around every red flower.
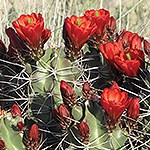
[131,34,143,50]
[127,98,140,123]
[0,140,5,150]
[41,28,51,48]
[100,82,130,126]
[77,121,90,143]
[99,41,123,63]
[60,80,76,107]
[107,16,116,33]
[144,39,150,57]
[118,30,143,51]
[63,15,97,57]
[12,13,51,49]
[84,9,110,37]
[11,104,22,117]
[84,9,116,43]
[99,39,144,76]
[29,124,39,142]
[52,104,71,130]
[114,48,144,76]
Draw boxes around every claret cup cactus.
[0,7,149,150]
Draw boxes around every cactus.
[0,110,25,150]
[0,7,150,150]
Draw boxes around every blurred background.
[0,0,149,47]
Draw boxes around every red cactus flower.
[84,9,116,43]
[130,33,143,50]
[84,9,110,37]
[52,104,71,130]
[100,81,130,126]
[99,39,144,77]
[0,140,5,150]
[63,15,97,57]
[60,80,76,107]
[118,30,143,51]
[77,121,90,143]
[29,124,39,142]
[127,98,140,123]
[114,48,144,76]
[11,104,22,117]
[107,16,116,33]
[99,41,123,64]
[12,13,51,49]
[118,30,134,49]
[144,39,150,57]
[41,28,51,48]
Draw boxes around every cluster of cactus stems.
[0,8,150,150]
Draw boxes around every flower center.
[76,19,82,26]
[126,53,131,60]
[28,18,33,24]
[95,11,99,17]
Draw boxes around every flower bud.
[11,104,22,117]
[17,122,25,131]
[82,82,96,101]
[77,121,90,144]
[82,82,90,99]
[127,98,140,124]
[60,80,76,107]
[0,40,7,60]
[144,39,150,57]
[6,27,32,63]
[0,140,5,150]
[52,104,71,130]
[29,124,39,142]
